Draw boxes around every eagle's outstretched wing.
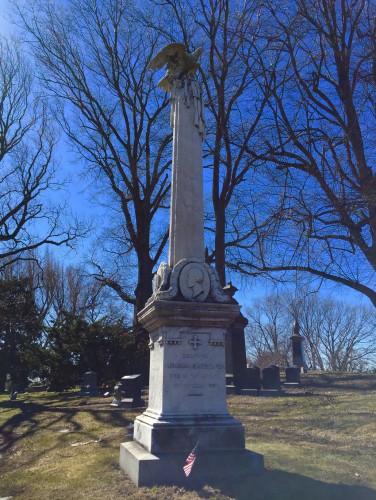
[147,43,187,70]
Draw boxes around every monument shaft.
[168,81,205,266]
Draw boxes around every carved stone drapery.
[170,78,205,139]
[149,259,231,305]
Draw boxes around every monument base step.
[283,383,300,389]
[119,441,264,487]
[240,388,260,396]
[110,398,146,408]
[226,384,236,395]
[133,412,245,454]
[259,389,285,397]
[240,388,285,397]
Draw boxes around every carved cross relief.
[188,335,202,350]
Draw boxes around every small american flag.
[183,442,199,477]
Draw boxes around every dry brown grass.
[1,371,375,499]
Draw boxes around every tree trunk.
[133,248,154,321]
[215,206,226,287]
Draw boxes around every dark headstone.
[262,365,281,390]
[80,371,99,397]
[244,365,262,390]
[285,366,301,386]
[120,374,144,407]
[225,310,248,392]
[240,365,262,396]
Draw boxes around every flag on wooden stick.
[183,441,199,477]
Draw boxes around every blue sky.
[0,0,373,311]
[0,0,10,33]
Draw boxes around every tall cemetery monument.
[119,43,263,486]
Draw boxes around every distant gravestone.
[240,365,262,395]
[111,382,123,407]
[120,375,144,407]
[285,366,301,388]
[9,389,18,401]
[226,310,249,392]
[223,284,248,394]
[9,379,18,400]
[262,365,281,392]
[111,376,144,408]
[80,371,99,397]
[5,374,12,392]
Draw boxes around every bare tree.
[295,294,376,372]
[232,0,376,307]
[142,0,272,285]
[39,253,122,323]
[2,250,125,326]
[16,0,172,315]
[17,0,376,312]
[246,289,376,372]
[0,36,80,268]
[245,293,291,368]
[193,0,271,286]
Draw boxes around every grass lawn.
[1,371,375,499]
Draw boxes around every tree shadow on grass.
[199,468,376,500]
[0,398,133,459]
[301,373,376,392]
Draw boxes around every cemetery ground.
[0,372,375,500]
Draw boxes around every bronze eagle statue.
[148,43,204,92]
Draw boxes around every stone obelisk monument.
[119,43,263,486]
[291,321,308,373]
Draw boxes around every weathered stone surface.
[120,441,264,487]
[134,414,245,455]
[150,259,230,304]
[168,81,205,267]
[138,299,239,331]
[133,300,244,454]
[119,299,263,484]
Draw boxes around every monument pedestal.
[120,442,263,487]
[119,299,264,485]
